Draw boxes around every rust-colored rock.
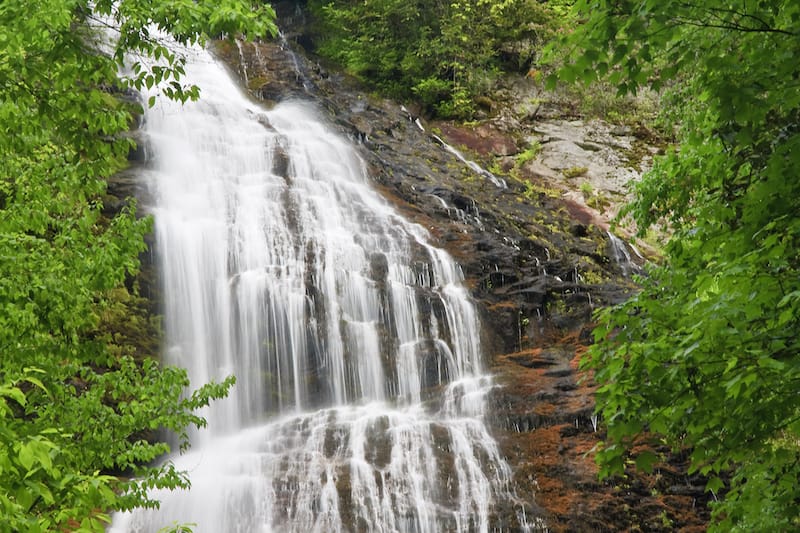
[490,329,711,531]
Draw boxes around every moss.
[247,75,270,91]
[586,192,611,212]
[522,179,559,199]
[474,95,494,111]
[514,141,541,169]
[563,166,588,179]
[488,161,505,175]
[579,265,608,285]
[95,285,162,363]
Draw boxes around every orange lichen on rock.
[490,327,711,531]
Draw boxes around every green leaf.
[1,386,26,407]
[706,476,725,494]
[18,443,36,472]
[634,450,659,473]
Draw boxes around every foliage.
[555,0,800,529]
[0,0,275,530]
[514,141,542,168]
[308,0,562,118]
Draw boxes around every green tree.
[554,1,800,529]
[309,0,558,117]
[0,0,275,530]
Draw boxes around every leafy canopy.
[0,0,275,531]
[308,0,562,118]
[554,0,800,529]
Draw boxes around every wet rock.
[369,252,389,283]
[272,142,290,178]
[125,130,149,162]
[106,166,151,212]
[569,223,588,237]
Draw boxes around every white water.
[607,231,641,277]
[431,135,507,189]
[110,45,537,532]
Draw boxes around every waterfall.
[431,134,507,189]
[111,44,537,532]
[606,231,642,277]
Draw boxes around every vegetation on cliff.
[307,0,572,118]
[0,0,274,530]
[557,1,800,530]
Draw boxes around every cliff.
[199,4,711,527]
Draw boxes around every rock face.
[207,8,710,530]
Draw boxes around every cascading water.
[111,43,538,532]
[606,231,643,277]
